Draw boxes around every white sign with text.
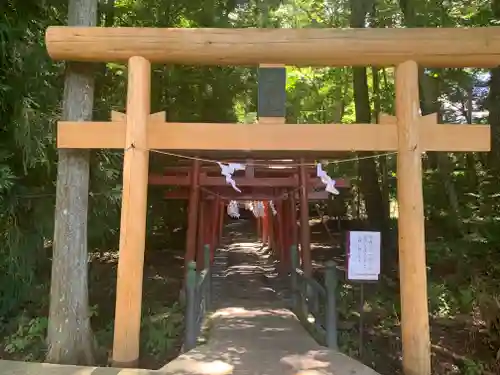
[347,231,381,281]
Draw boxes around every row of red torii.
[149,158,349,273]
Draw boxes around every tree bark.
[93,0,115,120]
[464,85,479,191]
[350,0,390,248]
[419,74,464,236]
[46,0,97,365]
[372,67,391,227]
[486,68,500,167]
[398,0,463,236]
[488,0,500,167]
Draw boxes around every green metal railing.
[290,245,338,349]
[184,244,211,351]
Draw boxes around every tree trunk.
[486,68,500,168]
[398,0,463,236]
[350,0,390,248]
[46,0,97,365]
[420,74,464,236]
[93,0,115,120]
[488,0,500,167]
[372,67,391,225]
[464,86,479,191]
[327,72,349,218]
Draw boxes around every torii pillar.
[395,61,429,375]
[112,56,150,367]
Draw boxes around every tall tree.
[487,0,500,166]
[46,0,97,365]
[349,0,390,257]
[398,0,463,236]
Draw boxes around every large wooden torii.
[46,26,493,375]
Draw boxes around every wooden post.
[396,60,431,375]
[277,200,285,265]
[324,261,338,349]
[267,203,272,245]
[257,216,262,241]
[204,199,211,242]
[202,199,212,268]
[112,56,151,367]
[262,202,269,246]
[208,198,216,261]
[299,161,312,276]
[185,160,201,265]
[281,196,290,269]
[272,203,279,254]
[197,198,206,270]
[211,195,221,258]
[290,244,299,309]
[289,190,298,251]
[218,200,224,244]
[268,202,274,251]
[203,198,211,262]
[203,244,212,308]
[184,261,197,351]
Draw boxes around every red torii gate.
[149,161,350,271]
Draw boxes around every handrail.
[184,244,211,351]
[290,245,338,349]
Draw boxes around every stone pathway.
[160,220,380,375]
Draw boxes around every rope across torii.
[46,26,493,375]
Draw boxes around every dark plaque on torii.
[257,66,286,118]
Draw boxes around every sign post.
[346,230,381,358]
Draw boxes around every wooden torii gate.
[46,26,493,375]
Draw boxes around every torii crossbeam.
[46,26,493,375]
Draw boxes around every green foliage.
[0,0,61,318]
[2,315,48,361]
[91,302,184,363]
[461,359,485,375]
[141,303,184,358]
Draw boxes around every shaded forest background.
[2,0,500,374]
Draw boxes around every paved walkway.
[160,221,380,375]
[0,221,380,375]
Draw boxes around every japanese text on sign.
[347,231,381,281]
